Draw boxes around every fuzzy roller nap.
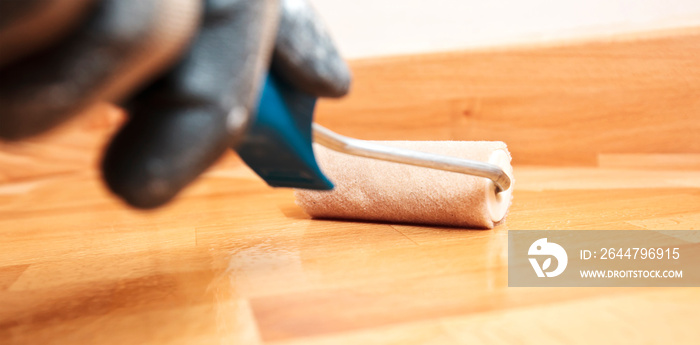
[294,141,514,229]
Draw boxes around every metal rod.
[312,124,512,193]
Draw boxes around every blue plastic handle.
[235,72,334,190]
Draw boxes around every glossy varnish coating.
[2,27,700,343]
[0,153,699,344]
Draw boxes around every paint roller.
[235,72,513,229]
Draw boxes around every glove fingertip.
[102,139,179,210]
[273,0,351,98]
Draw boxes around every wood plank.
[598,153,700,170]
[316,27,700,165]
[267,288,697,345]
[0,160,697,344]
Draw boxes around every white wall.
[309,0,700,58]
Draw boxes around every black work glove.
[0,0,351,208]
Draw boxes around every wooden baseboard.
[2,27,700,183]
[316,27,700,165]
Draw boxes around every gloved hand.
[0,0,351,208]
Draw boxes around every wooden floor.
[0,151,699,344]
[2,26,700,344]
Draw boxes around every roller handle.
[235,72,334,190]
[236,72,512,193]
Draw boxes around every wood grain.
[315,27,700,165]
[0,155,698,344]
[1,27,700,344]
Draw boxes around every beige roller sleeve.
[294,141,514,229]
